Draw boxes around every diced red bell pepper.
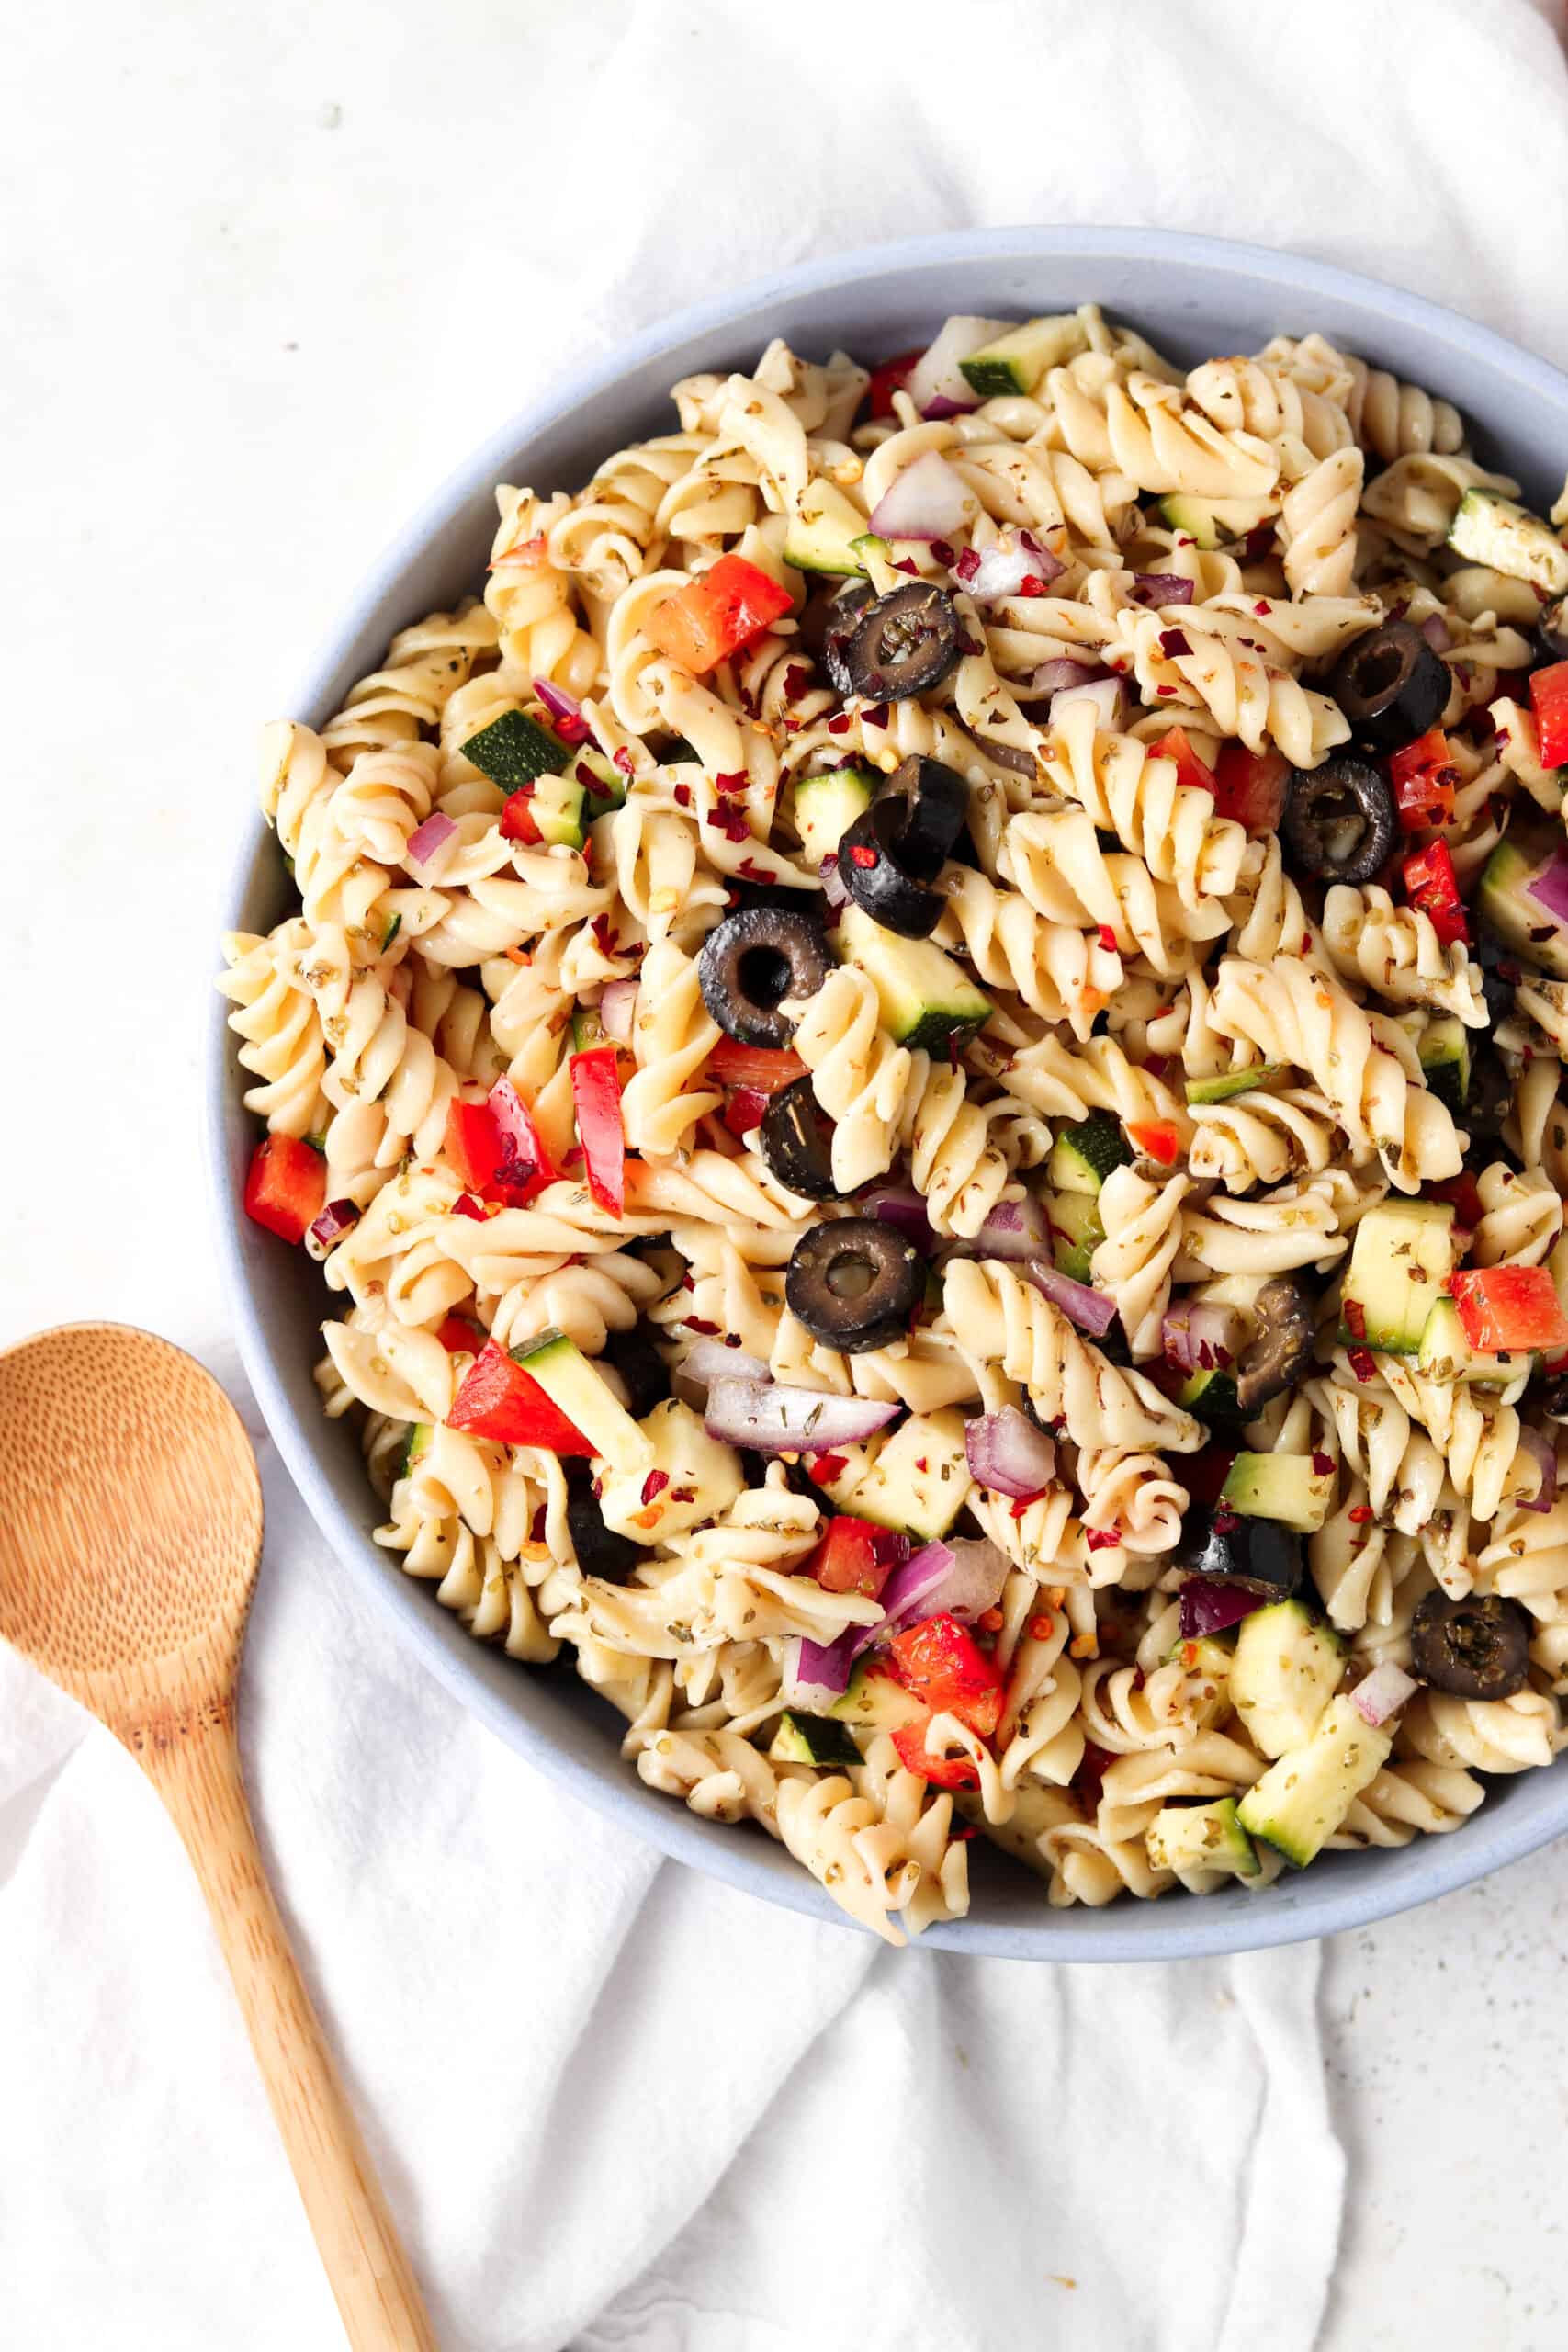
[891,1715,982,1792]
[1401,840,1469,946]
[865,347,925,420]
[1157,724,1217,797]
[1210,742,1290,833]
[446,1099,502,1193]
[705,1037,809,1093]
[1388,728,1459,831]
[436,1313,485,1354]
[500,786,542,844]
[570,1046,625,1217]
[1126,1118,1181,1166]
[722,1087,767,1139]
[645,554,795,676]
[1450,1266,1568,1355]
[1529,658,1568,767]
[243,1134,326,1244]
[447,1340,595,1452]
[888,1612,1004,1737]
[808,1515,908,1600]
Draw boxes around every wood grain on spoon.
[0,1323,436,2352]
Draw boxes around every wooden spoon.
[0,1323,436,2351]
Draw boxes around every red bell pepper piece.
[721,1087,768,1139]
[1388,728,1460,831]
[500,786,542,844]
[1401,840,1469,946]
[1157,724,1217,797]
[436,1313,485,1354]
[447,1340,595,1452]
[646,554,795,675]
[243,1134,326,1244]
[1126,1118,1181,1166]
[808,1515,908,1600]
[1209,742,1290,833]
[1450,1266,1568,1355]
[888,1612,1004,1737]
[891,1716,982,1792]
[865,347,925,420]
[1529,658,1568,768]
[705,1038,809,1093]
[445,1099,502,1193]
[570,1046,625,1216]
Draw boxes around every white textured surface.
[6,4,1568,2346]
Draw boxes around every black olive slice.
[1233,1278,1316,1417]
[1538,596,1568,664]
[758,1077,840,1200]
[697,904,831,1046]
[1173,1505,1303,1600]
[1327,618,1448,752]
[1464,1046,1514,1141]
[1409,1589,1531,1699]
[1283,755,1396,885]
[874,755,969,882]
[836,581,964,702]
[837,800,942,938]
[600,1325,670,1421]
[564,1461,642,1584]
[1539,1375,1568,1423]
[785,1217,922,1352]
[821,580,876,695]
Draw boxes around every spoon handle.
[140,1713,438,2352]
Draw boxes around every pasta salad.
[220,305,1568,1940]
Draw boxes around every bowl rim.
[209,221,1568,1960]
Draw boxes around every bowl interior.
[211,226,1568,1958]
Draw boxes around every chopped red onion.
[1051,676,1124,730]
[1420,614,1453,654]
[682,1338,770,1386]
[955,1195,1048,1262]
[965,1408,1056,1498]
[867,450,975,543]
[781,1632,856,1707]
[406,809,457,877]
[858,1183,936,1253]
[308,1198,360,1251]
[878,1538,954,1625]
[1021,1260,1120,1337]
[1161,1301,1245,1375]
[533,675,582,723]
[599,978,637,1043]
[1526,849,1568,931]
[1351,1660,1418,1727]
[959,532,1065,605]
[905,316,1000,418]
[819,854,850,910]
[704,1375,897,1454]
[1031,658,1110,695]
[1519,1423,1558,1513]
[1133,572,1196,609]
[1179,1580,1262,1639]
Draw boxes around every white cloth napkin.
[6,3,1567,2346]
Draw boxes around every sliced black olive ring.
[1173,1505,1303,1600]
[564,1461,643,1585]
[785,1217,923,1352]
[837,799,943,938]
[1463,1046,1514,1141]
[1409,1589,1531,1700]
[758,1077,840,1200]
[600,1324,671,1421]
[820,579,875,696]
[1233,1278,1316,1417]
[873,754,970,882]
[1538,594,1568,665]
[831,581,964,703]
[696,904,831,1047]
[1282,755,1396,886]
[1326,617,1449,752]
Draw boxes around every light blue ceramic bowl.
[209,226,1568,1958]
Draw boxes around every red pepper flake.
[956,632,983,656]
[930,539,956,566]
[1342,1298,1367,1341]
[450,1193,487,1221]
[954,548,981,582]
[1312,1451,1334,1476]
[1085,1527,1122,1551]
[705,802,752,842]
[1348,1347,1377,1383]
[848,842,878,868]
[529,1505,547,1542]
[684,1317,720,1336]
[551,709,591,746]
[807,1452,848,1485]
[1158,628,1192,658]
[641,1468,671,1505]
[783,663,812,701]
[613,746,635,776]
[1018,574,1049,598]
[672,780,691,808]
[1253,599,1272,617]
[1097,923,1118,953]
[915,1457,930,1474]
[890,558,920,577]
[1143,1053,1171,1082]
[1156,684,1177,696]
[827,712,852,735]
[573,759,603,791]
[1011,1491,1047,1519]
[590,912,623,958]
[1212,1510,1240,1536]
[861,702,890,731]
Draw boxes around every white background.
[7,3,1568,2345]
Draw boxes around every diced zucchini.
[524,770,588,851]
[794,767,876,868]
[1178,1363,1244,1423]
[1337,1200,1457,1354]
[462,707,570,789]
[837,903,991,1052]
[1044,1188,1104,1284]
[400,1421,433,1480]
[513,1329,657,1476]
[1146,1797,1260,1886]
[958,313,1087,399]
[1418,1015,1472,1118]
[770,1712,862,1766]
[1236,1694,1392,1867]
[784,478,871,576]
[592,1396,741,1543]
[1186,1064,1280,1106]
[827,1662,926,1731]
[1157,494,1276,549]
[1416,1295,1531,1391]
[1164,1633,1235,1728]
[572,1004,608,1054]
[1448,488,1568,596]
[1474,837,1568,980]
[1220,1453,1336,1534]
[1046,1113,1132,1196]
[833,1408,973,1542]
[1229,1600,1345,1758]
